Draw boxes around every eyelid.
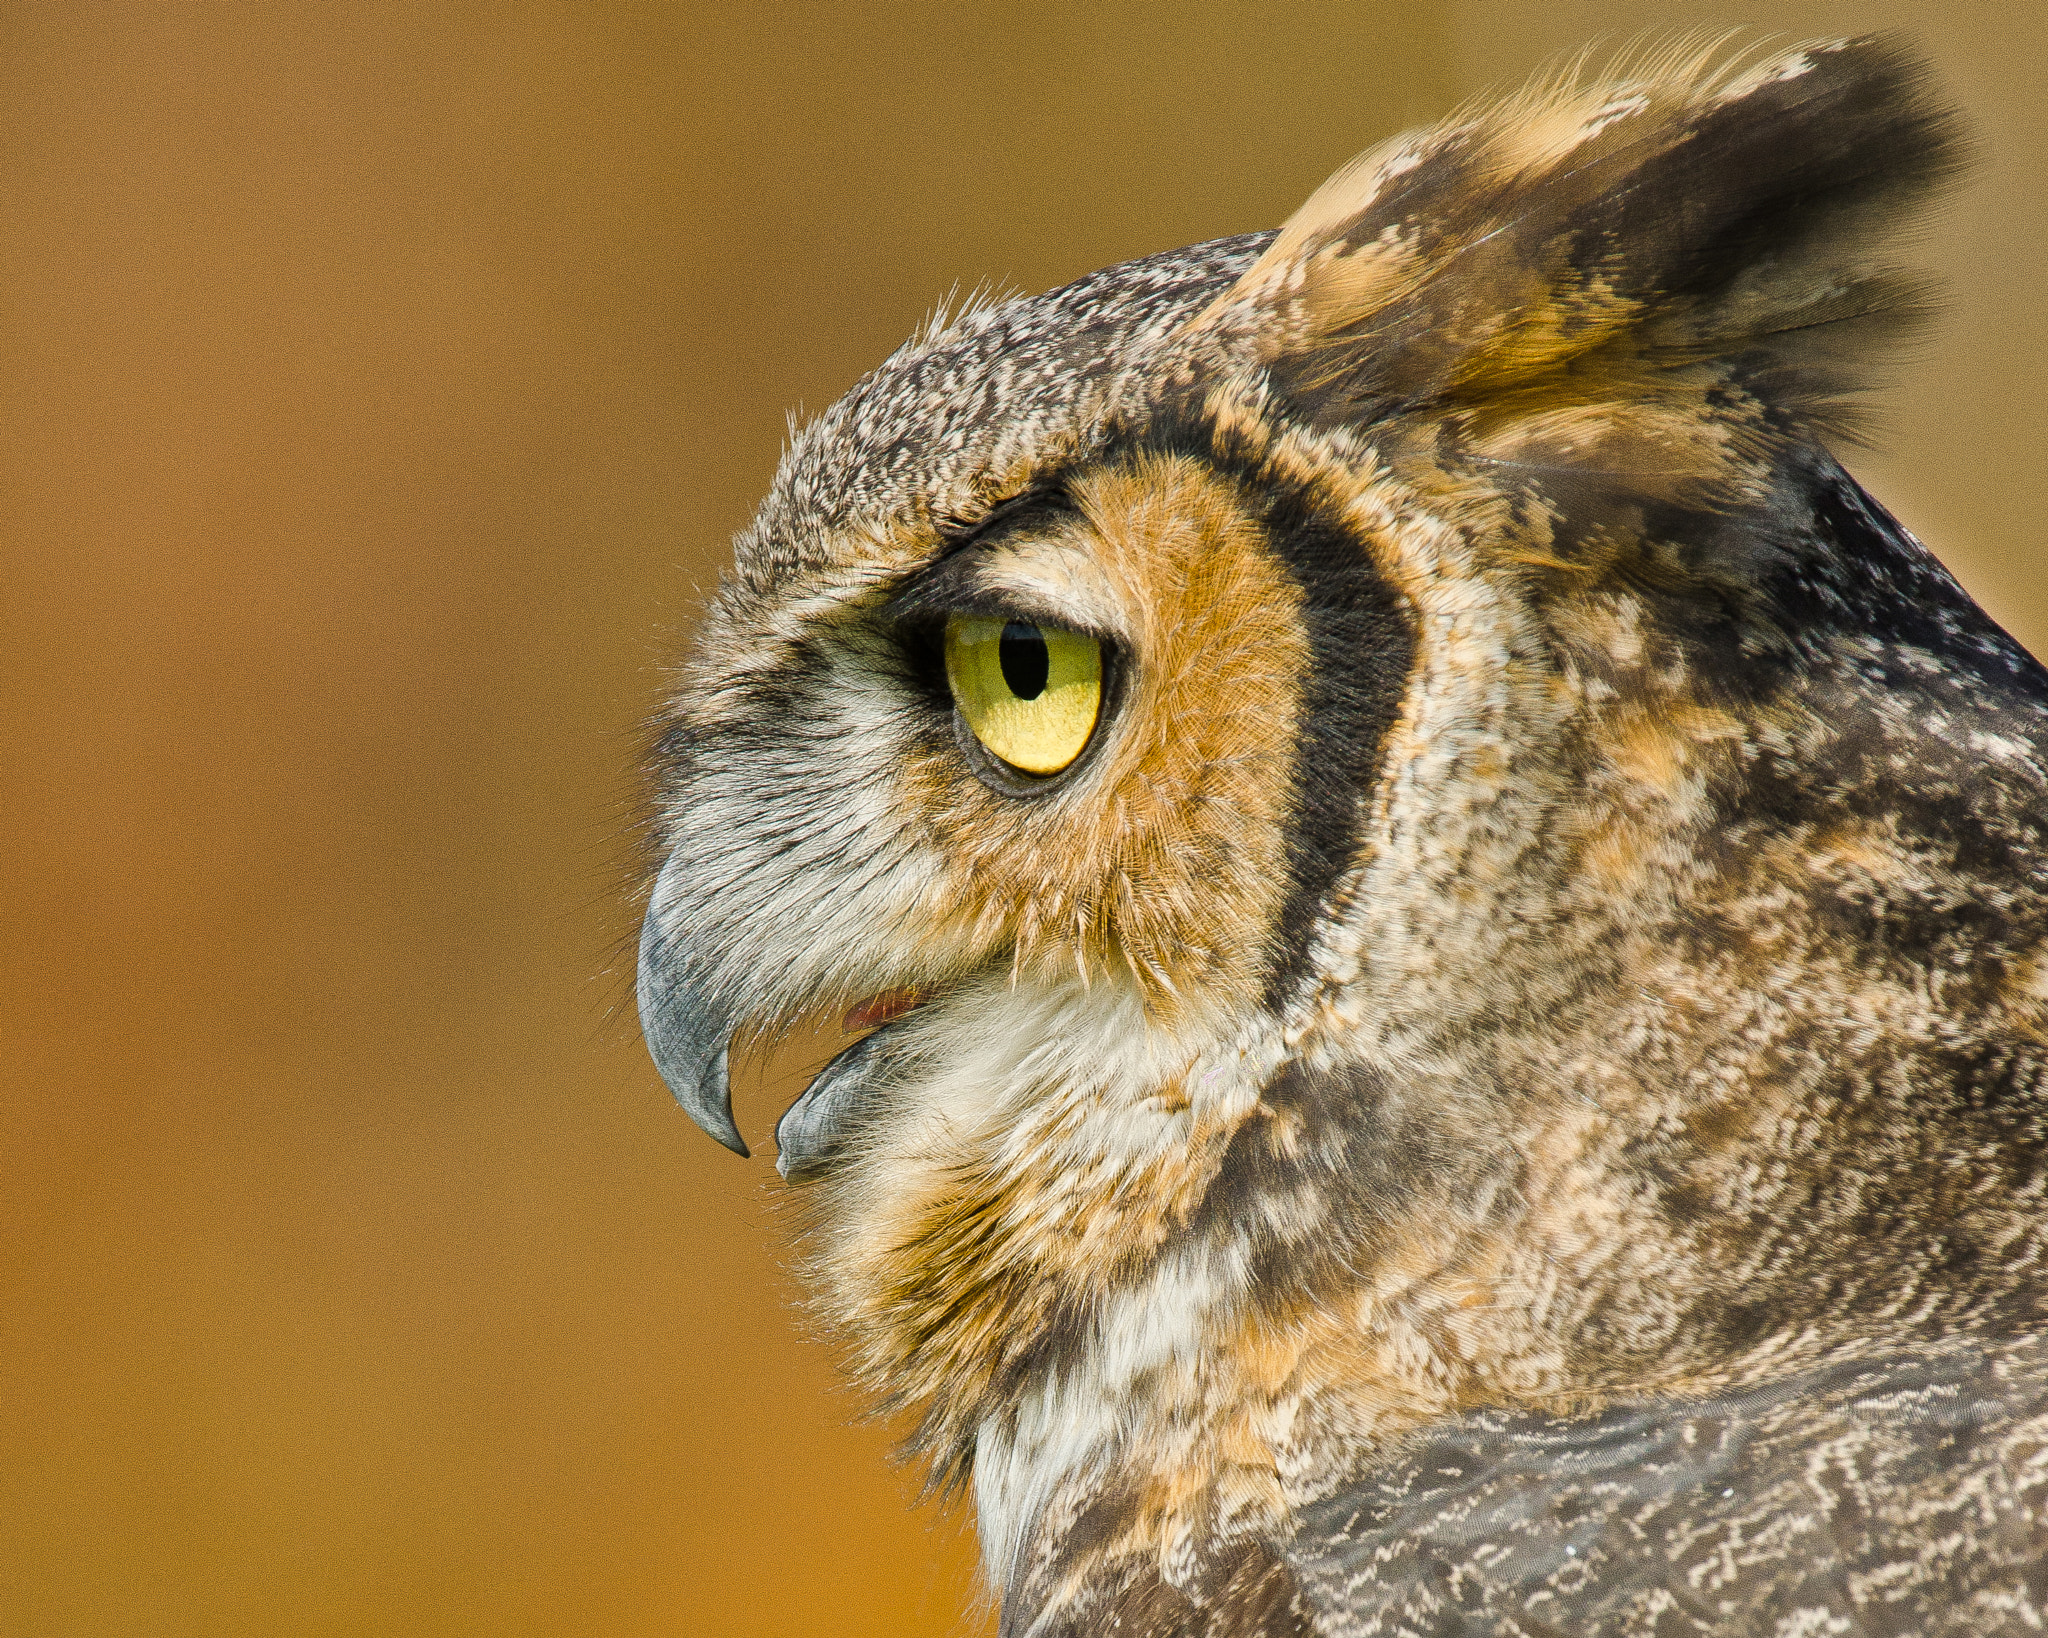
[884,542,1018,627]
[886,537,1124,641]
[891,589,1109,645]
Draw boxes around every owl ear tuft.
[1190,33,1966,445]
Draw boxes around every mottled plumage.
[637,37,2048,1635]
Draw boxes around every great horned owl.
[637,36,2048,1636]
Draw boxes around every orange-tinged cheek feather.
[889,453,1311,1014]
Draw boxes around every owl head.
[637,36,2022,1504]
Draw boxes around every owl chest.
[965,1242,1435,1632]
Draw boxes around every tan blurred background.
[1,4,2040,1635]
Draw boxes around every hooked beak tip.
[708,1123,752,1160]
[636,886,750,1159]
[650,1024,751,1158]
[643,1005,751,1158]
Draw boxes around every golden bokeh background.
[4,4,2041,1635]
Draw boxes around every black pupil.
[999,621,1050,700]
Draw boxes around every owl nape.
[639,35,2048,1638]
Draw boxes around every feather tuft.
[1189,33,1968,446]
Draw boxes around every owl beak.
[635,865,749,1157]
[775,1026,889,1182]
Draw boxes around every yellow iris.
[943,615,1103,776]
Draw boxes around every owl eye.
[943,614,1103,777]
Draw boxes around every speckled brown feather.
[637,32,2048,1638]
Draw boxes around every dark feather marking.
[1251,464,1417,1011]
[1108,406,1417,1009]
[1192,1058,1500,1315]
